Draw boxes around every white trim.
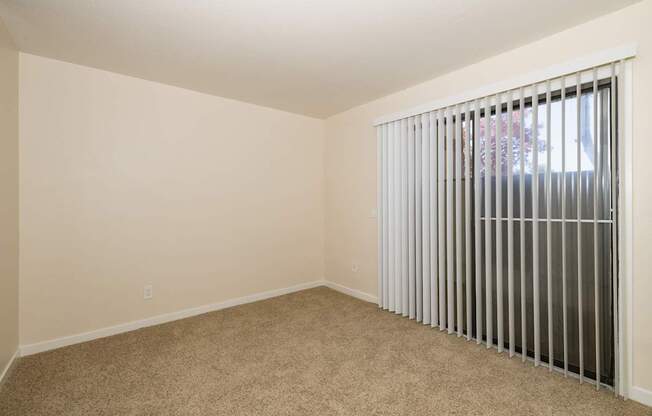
[0,349,19,388]
[324,281,378,304]
[373,44,637,126]
[11,277,651,406]
[620,59,634,400]
[630,386,652,408]
[20,280,325,357]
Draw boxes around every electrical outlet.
[351,263,359,273]
[144,285,153,300]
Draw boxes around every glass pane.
[468,84,615,385]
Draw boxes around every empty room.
[1,0,652,414]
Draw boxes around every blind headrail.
[373,44,636,126]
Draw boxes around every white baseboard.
[13,277,652,409]
[20,280,326,357]
[0,349,19,388]
[324,281,378,304]
[631,386,652,408]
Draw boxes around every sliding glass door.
[376,61,625,390]
[472,80,616,385]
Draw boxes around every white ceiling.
[0,0,640,118]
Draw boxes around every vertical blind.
[376,60,627,392]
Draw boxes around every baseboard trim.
[13,277,652,408]
[20,280,326,357]
[0,349,19,389]
[631,386,652,407]
[324,281,377,304]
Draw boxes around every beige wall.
[324,0,652,393]
[19,53,324,345]
[0,19,18,376]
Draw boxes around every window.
[376,61,625,389]
[474,82,615,385]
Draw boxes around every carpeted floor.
[0,287,650,415]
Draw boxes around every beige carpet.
[0,287,650,415]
